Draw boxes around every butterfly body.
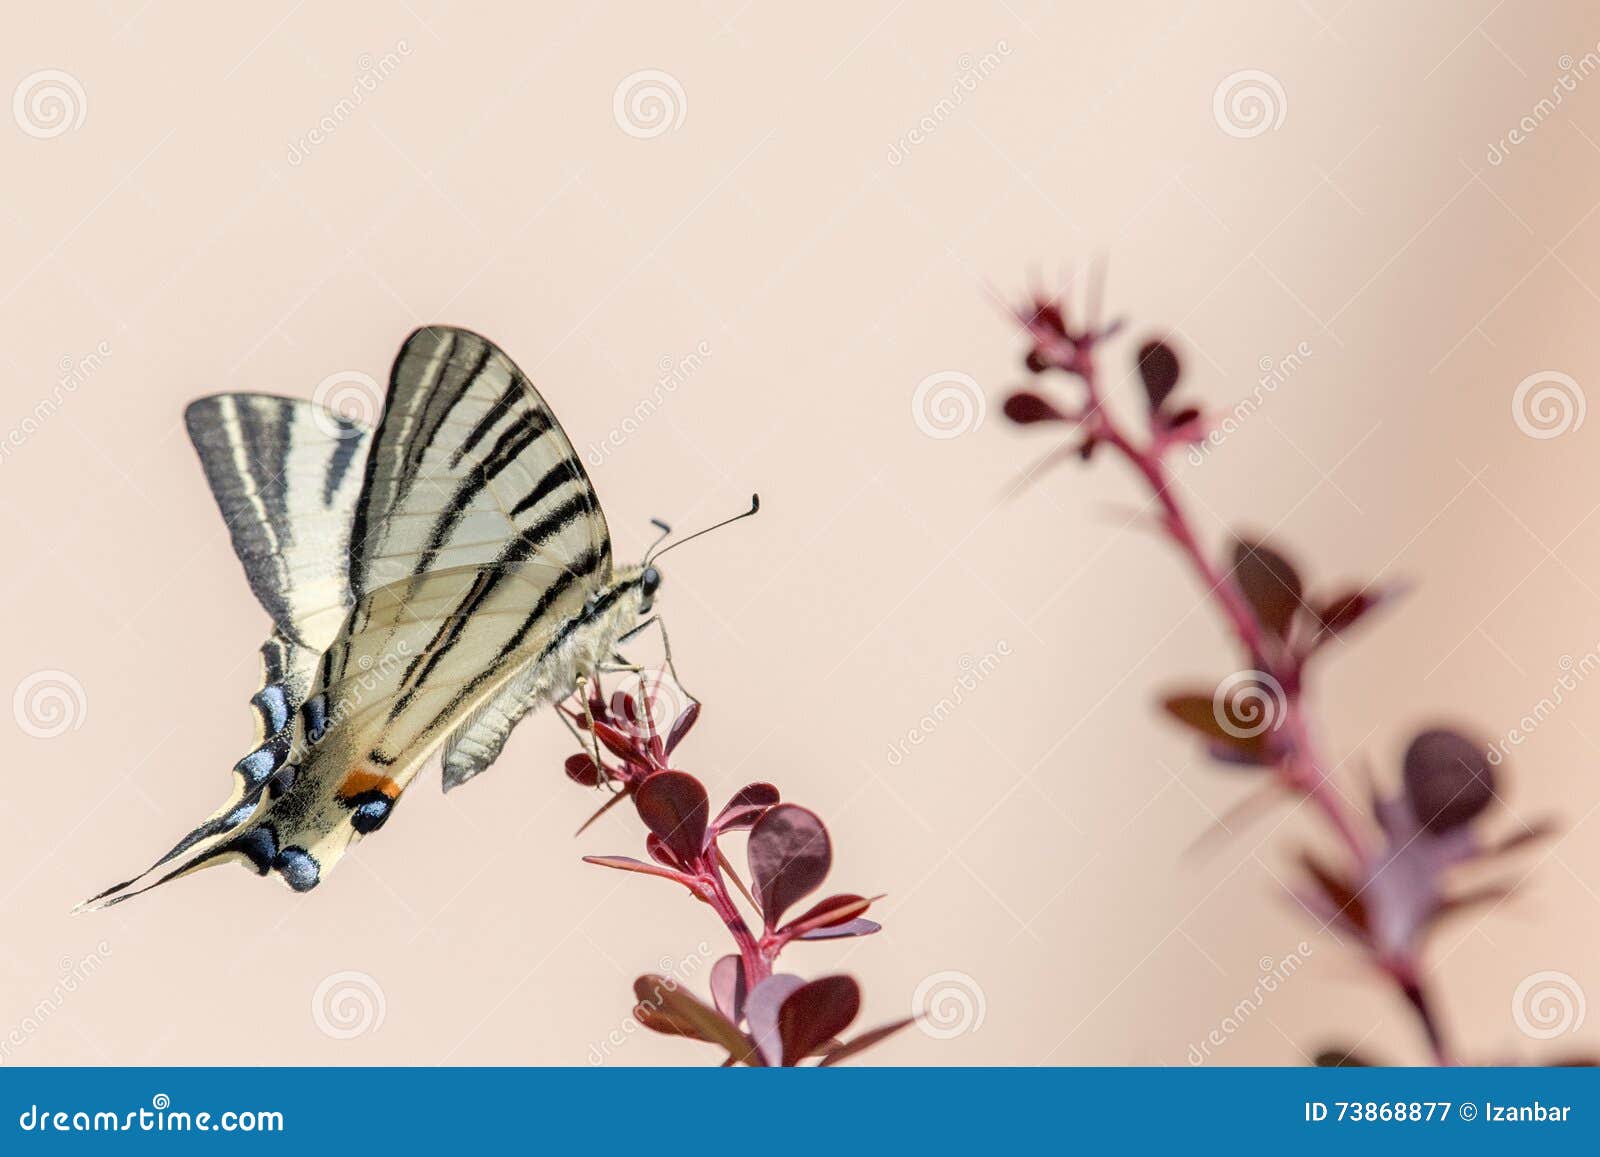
[83,327,663,907]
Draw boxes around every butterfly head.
[639,565,662,614]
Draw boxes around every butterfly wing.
[188,393,370,648]
[80,397,373,909]
[86,328,616,905]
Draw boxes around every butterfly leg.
[568,673,619,794]
[650,616,695,705]
[614,616,695,703]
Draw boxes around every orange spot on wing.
[338,767,401,802]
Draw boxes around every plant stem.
[1068,339,1450,1064]
[704,866,770,988]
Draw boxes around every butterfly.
[82,326,755,909]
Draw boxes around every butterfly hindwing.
[81,399,375,908]
[186,393,371,648]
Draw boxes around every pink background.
[2,2,1598,1064]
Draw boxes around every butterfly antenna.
[646,516,672,556]
[646,494,760,564]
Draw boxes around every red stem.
[1062,336,1448,1064]
[703,859,770,989]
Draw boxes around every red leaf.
[645,832,686,871]
[1402,728,1495,833]
[710,955,747,1026]
[1312,589,1375,639]
[1299,851,1368,936]
[1136,339,1181,411]
[1003,391,1068,425]
[778,975,862,1066]
[565,752,602,787]
[631,974,755,1063]
[665,700,701,754]
[797,917,881,940]
[1160,692,1272,764]
[634,771,709,863]
[1309,584,1404,649]
[746,974,806,1066]
[1231,538,1304,640]
[711,782,781,836]
[747,804,832,927]
[592,718,638,761]
[1315,1047,1376,1067]
[582,855,694,888]
[779,893,878,939]
[820,1016,917,1066]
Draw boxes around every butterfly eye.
[641,567,662,599]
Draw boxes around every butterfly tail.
[74,789,269,911]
